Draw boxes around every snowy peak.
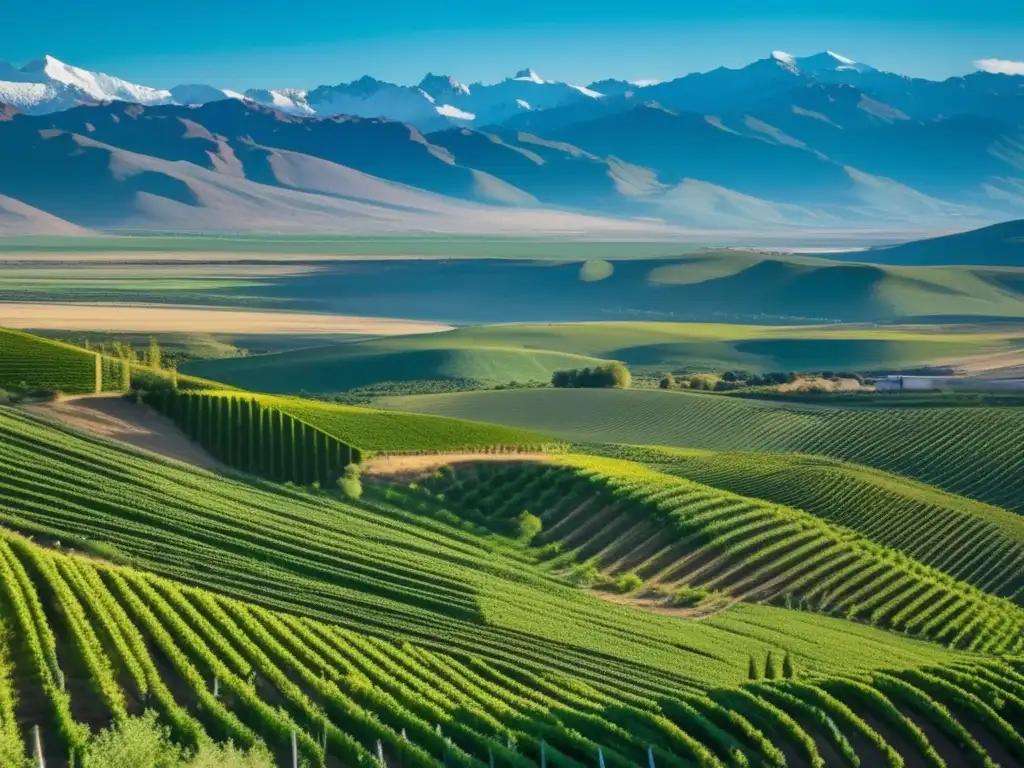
[769,50,876,76]
[513,68,546,84]
[418,73,470,98]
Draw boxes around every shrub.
[783,651,796,680]
[551,362,632,389]
[765,651,780,680]
[338,464,363,500]
[567,562,603,588]
[669,585,710,608]
[748,655,760,681]
[515,511,543,542]
[659,373,676,390]
[614,571,643,594]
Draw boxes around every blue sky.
[2,0,1022,88]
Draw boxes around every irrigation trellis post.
[598,747,606,768]
[540,739,547,768]
[32,725,44,768]
[376,738,385,765]
[291,729,298,768]
[648,746,656,768]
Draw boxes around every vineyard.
[146,389,556,480]
[0,328,107,395]
[375,388,1024,512]
[1,531,1022,767]
[407,457,1024,653]
[604,446,1024,603]
[0,407,966,693]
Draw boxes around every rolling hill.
[848,218,1024,267]
[375,388,1024,512]
[185,322,1024,392]
[602,445,1024,602]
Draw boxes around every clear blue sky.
[2,0,1022,89]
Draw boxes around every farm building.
[875,375,1024,392]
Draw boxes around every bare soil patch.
[0,302,452,335]
[23,395,220,471]
[361,453,551,482]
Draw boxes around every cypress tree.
[747,655,760,681]
[782,651,796,680]
[764,651,779,680]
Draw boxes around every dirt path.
[362,452,551,480]
[23,395,221,471]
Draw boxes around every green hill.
[606,446,1024,603]
[185,343,609,394]
[1,405,1023,765]
[375,388,1024,512]
[404,456,1024,652]
[147,390,553,484]
[184,322,1024,394]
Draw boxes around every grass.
[185,321,1024,395]
[376,387,1024,512]
[604,445,1024,603]
[405,456,1024,653]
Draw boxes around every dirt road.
[24,395,220,470]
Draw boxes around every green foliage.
[658,373,675,390]
[782,652,796,680]
[381,387,1024,513]
[551,362,632,389]
[748,656,760,681]
[614,571,644,594]
[620,446,1024,602]
[515,511,543,543]
[338,464,363,500]
[147,337,163,369]
[0,327,100,394]
[764,652,779,681]
[83,711,279,768]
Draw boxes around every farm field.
[404,456,1024,649]
[3,249,1024,325]
[0,302,452,335]
[185,321,1024,393]
[0,408,962,690]
[376,388,1024,512]
[3,530,1022,768]
[604,446,1024,602]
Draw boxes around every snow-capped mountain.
[0,55,175,113]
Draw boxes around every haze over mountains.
[2,50,1024,234]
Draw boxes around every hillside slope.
[186,322,1024,391]
[605,445,1024,602]
[849,218,1024,266]
[376,388,1024,512]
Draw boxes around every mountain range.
[1,51,1023,234]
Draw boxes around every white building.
[875,375,1024,392]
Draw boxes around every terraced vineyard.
[0,407,966,695]
[147,390,555,482]
[0,328,105,394]
[2,531,1023,768]
[377,388,1024,512]
[409,457,1024,653]
[605,446,1024,604]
